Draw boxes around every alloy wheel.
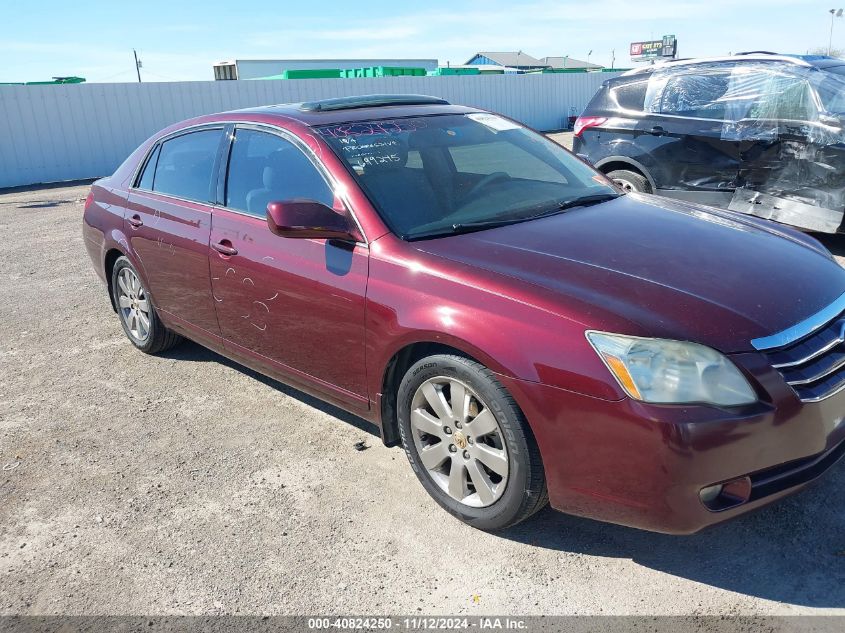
[410,376,509,508]
[117,267,151,341]
[613,177,639,193]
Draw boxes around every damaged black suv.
[573,53,845,232]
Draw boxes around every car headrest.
[261,149,294,189]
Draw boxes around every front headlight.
[586,331,757,406]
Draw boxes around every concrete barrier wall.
[0,72,618,188]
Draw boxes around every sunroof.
[299,94,450,112]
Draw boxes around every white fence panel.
[0,72,618,188]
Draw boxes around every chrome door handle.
[128,215,143,228]
[212,241,238,256]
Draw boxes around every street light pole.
[829,9,843,56]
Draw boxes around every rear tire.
[397,354,547,530]
[606,169,652,194]
[111,256,182,355]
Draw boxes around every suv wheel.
[111,256,182,354]
[606,169,652,194]
[397,354,547,530]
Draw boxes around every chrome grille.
[762,316,845,402]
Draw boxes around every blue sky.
[1,0,840,82]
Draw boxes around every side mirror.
[819,113,844,128]
[266,200,359,242]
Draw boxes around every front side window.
[318,114,617,240]
[740,72,816,121]
[817,72,845,115]
[225,128,334,216]
[152,129,222,202]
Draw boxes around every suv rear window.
[608,79,647,111]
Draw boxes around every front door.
[209,126,369,404]
[125,127,224,336]
[730,68,845,232]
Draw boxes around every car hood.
[414,194,845,353]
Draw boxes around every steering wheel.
[459,172,510,204]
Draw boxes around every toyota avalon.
[83,94,845,533]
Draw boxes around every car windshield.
[317,113,618,240]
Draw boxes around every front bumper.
[500,356,845,534]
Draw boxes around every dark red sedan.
[83,94,845,533]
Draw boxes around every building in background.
[464,52,548,71]
[539,56,602,70]
[213,58,438,80]
[463,52,602,72]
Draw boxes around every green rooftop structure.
[1,76,86,85]
[25,76,87,85]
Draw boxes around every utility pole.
[611,49,615,69]
[133,49,142,83]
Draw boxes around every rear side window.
[151,129,222,202]
[136,145,160,190]
[225,128,334,216]
[657,72,731,119]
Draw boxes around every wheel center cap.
[453,431,468,450]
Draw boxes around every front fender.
[364,241,628,406]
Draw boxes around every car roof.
[618,53,845,79]
[228,94,481,126]
[620,54,813,77]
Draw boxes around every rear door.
[126,127,225,337]
[209,125,369,406]
[639,64,740,202]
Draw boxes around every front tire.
[111,256,182,354]
[397,354,547,530]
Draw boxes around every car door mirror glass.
[819,113,844,128]
[266,200,359,242]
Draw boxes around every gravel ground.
[1,182,844,616]
[547,131,573,150]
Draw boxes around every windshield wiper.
[405,192,622,241]
[555,192,622,211]
[450,193,622,235]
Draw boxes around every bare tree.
[810,46,845,58]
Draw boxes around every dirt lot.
[547,131,573,150]
[1,183,844,616]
